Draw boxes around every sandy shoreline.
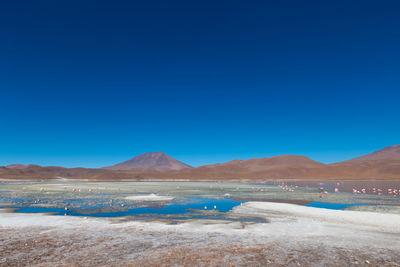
[1,202,400,266]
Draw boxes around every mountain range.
[1,145,400,180]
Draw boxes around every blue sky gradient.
[0,0,399,167]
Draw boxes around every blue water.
[14,198,244,218]
[306,202,367,210]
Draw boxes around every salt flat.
[237,201,400,233]
[125,194,174,201]
[1,201,399,266]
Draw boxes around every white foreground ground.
[1,202,400,267]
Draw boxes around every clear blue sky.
[0,0,399,168]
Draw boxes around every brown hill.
[104,152,192,172]
[322,145,400,179]
[173,155,326,179]
[196,155,324,172]
[175,147,400,179]
[344,145,400,162]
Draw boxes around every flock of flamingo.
[30,183,400,198]
[20,182,400,211]
[277,182,400,198]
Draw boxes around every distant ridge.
[6,164,41,169]
[6,164,27,169]
[104,152,193,172]
[1,145,400,180]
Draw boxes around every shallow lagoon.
[1,181,400,221]
[12,197,266,223]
